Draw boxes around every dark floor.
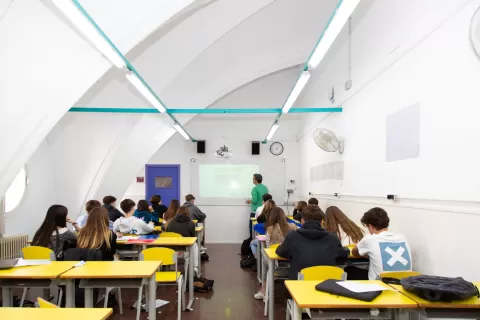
[110,244,288,319]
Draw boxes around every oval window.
[471,6,480,60]
[4,168,27,213]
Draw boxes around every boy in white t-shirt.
[352,207,412,280]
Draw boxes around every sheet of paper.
[116,236,138,241]
[14,258,52,267]
[337,281,391,293]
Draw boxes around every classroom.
[1,0,480,319]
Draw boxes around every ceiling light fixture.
[52,0,126,69]
[173,124,190,140]
[281,71,311,113]
[266,124,279,141]
[125,72,167,113]
[307,0,360,69]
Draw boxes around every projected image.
[199,164,260,198]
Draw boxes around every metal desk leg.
[2,287,12,307]
[148,275,156,320]
[268,258,274,320]
[197,230,203,277]
[257,241,264,283]
[187,245,195,309]
[292,299,302,320]
[65,279,75,308]
[84,288,94,308]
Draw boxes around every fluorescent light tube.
[52,0,126,69]
[125,73,167,113]
[173,124,190,140]
[266,124,279,141]
[282,71,311,113]
[307,0,360,69]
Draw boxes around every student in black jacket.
[103,195,124,223]
[276,204,348,280]
[292,201,307,221]
[150,194,168,220]
[166,206,199,275]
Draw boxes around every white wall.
[124,119,300,243]
[297,0,480,280]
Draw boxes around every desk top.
[391,283,480,308]
[256,235,266,241]
[0,308,113,320]
[152,237,197,246]
[60,261,161,279]
[285,280,418,309]
[0,261,74,279]
[195,226,204,232]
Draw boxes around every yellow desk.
[391,283,480,318]
[263,248,369,320]
[0,261,74,307]
[151,237,197,310]
[0,308,113,320]
[60,261,160,319]
[285,280,418,320]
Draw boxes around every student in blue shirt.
[134,200,155,223]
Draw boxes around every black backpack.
[401,275,479,302]
[241,237,252,256]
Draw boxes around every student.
[253,207,297,300]
[166,206,199,275]
[150,194,168,220]
[113,199,154,235]
[324,206,364,245]
[247,174,268,237]
[255,193,272,218]
[76,200,101,228]
[292,201,307,221]
[162,199,180,230]
[32,205,79,260]
[307,197,319,206]
[134,200,155,223]
[77,207,118,261]
[256,199,275,224]
[352,207,412,280]
[276,204,348,280]
[103,195,124,222]
[183,194,206,222]
[249,200,276,262]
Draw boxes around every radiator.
[0,234,28,260]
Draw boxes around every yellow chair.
[37,297,59,308]
[160,232,182,238]
[22,246,55,260]
[286,266,346,320]
[380,271,421,280]
[141,248,184,320]
[20,246,56,307]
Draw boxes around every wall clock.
[270,142,284,156]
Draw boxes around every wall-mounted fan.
[313,128,344,154]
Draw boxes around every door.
[145,165,180,207]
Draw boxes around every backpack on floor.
[193,277,214,293]
[401,275,479,302]
[240,255,256,269]
[201,252,209,261]
[241,237,252,256]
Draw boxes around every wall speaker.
[252,142,260,155]
[197,141,206,154]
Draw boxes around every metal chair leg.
[178,276,182,320]
[104,288,111,308]
[117,288,123,314]
[264,278,269,317]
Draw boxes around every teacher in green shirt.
[246,173,268,238]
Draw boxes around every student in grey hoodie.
[183,194,206,222]
[113,199,154,235]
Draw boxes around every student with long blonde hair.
[77,207,118,261]
[324,206,364,245]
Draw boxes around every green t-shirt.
[251,183,268,212]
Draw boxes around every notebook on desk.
[315,279,383,302]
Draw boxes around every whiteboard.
[191,158,286,206]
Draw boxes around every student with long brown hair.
[77,207,118,261]
[293,200,308,221]
[256,199,275,224]
[324,206,364,245]
[162,199,180,230]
